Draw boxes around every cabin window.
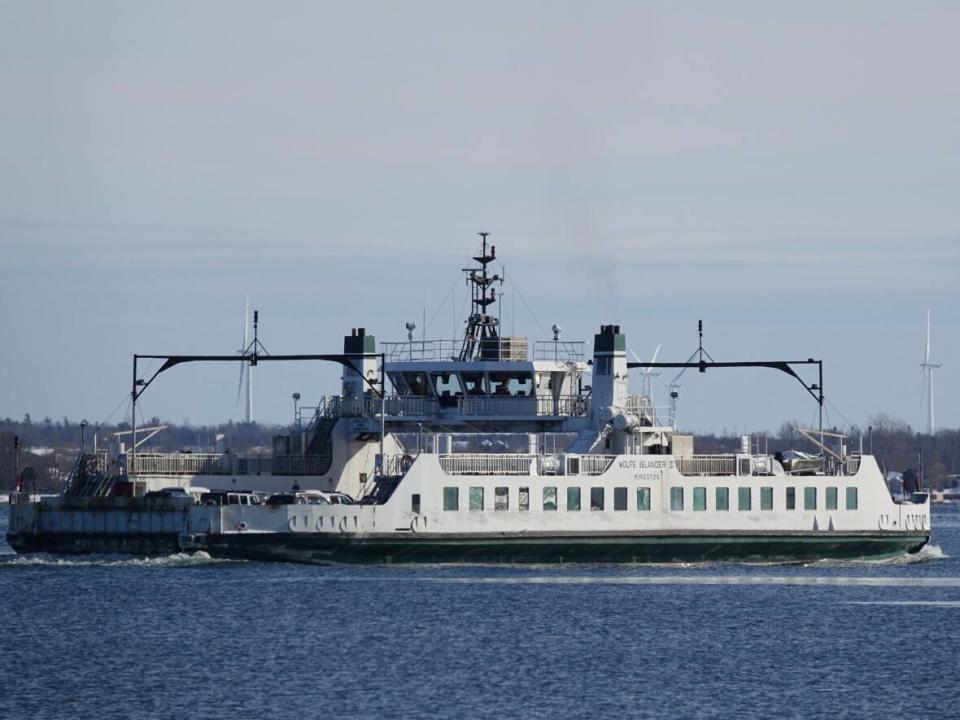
[637,487,651,511]
[567,457,580,475]
[826,487,838,510]
[402,372,430,396]
[567,487,581,511]
[494,486,509,511]
[614,487,628,511]
[786,487,796,510]
[846,487,858,510]
[411,494,421,514]
[693,487,707,511]
[431,372,463,407]
[461,372,486,396]
[761,487,773,511]
[715,487,729,511]
[388,372,410,395]
[590,487,604,511]
[543,486,558,511]
[670,487,684,511]
[469,487,484,511]
[804,487,817,510]
[443,487,459,511]
[738,487,752,511]
[519,487,530,511]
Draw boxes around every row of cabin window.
[441,486,654,512]
[439,485,859,513]
[670,485,858,511]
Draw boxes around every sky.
[1,1,958,434]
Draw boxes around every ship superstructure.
[7,236,930,563]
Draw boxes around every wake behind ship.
[7,236,931,563]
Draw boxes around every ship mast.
[458,232,503,361]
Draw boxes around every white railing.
[382,339,463,362]
[130,453,229,475]
[580,455,615,475]
[532,340,586,362]
[623,395,670,425]
[130,453,274,476]
[383,337,586,363]
[439,454,535,476]
[677,455,738,476]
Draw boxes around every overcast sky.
[1,1,957,434]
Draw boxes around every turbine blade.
[650,344,661,365]
[236,362,245,404]
[242,296,250,350]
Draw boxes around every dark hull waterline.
[7,530,930,565]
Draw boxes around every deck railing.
[580,455,615,475]
[439,454,535,475]
[677,455,738,476]
[129,452,328,477]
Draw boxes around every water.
[2,506,959,719]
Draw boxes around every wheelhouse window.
[670,487,684,511]
[567,487,581,511]
[488,372,534,396]
[519,487,530,511]
[494,486,509,511]
[715,487,729,511]
[614,487,628,511]
[431,372,463,407]
[443,487,459,511]
[543,486,558,511]
[637,487,651,511]
[693,487,707,511]
[846,487,858,510]
[786,487,796,510]
[461,372,486,396]
[804,487,817,510]
[761,487,773,511]
[590,487,605,511]
[388,372,410,395]
[402,372,430,396]
[738,487,752,511]
[469,486,484,511]
[826,487,838,510]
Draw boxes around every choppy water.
[2,506,959,719]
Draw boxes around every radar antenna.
[458,232,504,361]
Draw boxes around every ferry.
[6,236,931,563]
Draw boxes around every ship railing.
[677,455,738,476]
[324,394,439,418]
[532,341,585,362]
[439,453,536,476]
[623,395,669,424]
[458,395,589,417]
[580,455,615,475]
[271,454,333,476]
[381,339,462,362]
[129,452,274,476]
[382,338,585,363]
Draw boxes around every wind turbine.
[237,299,269,423]
[920,309,942,434]
[629,344,662,400]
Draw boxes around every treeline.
[1,414,957,494]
